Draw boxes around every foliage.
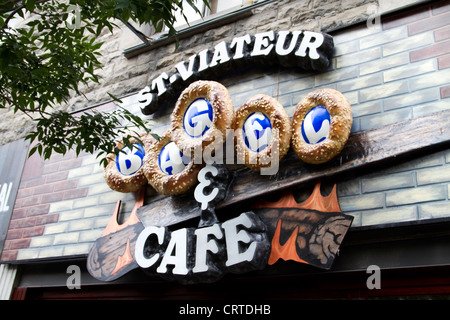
[0,0,207,165]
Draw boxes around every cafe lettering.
[134,212,269,284]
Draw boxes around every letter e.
[223,213,257,267]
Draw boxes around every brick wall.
[1,0,449,262]
[0,103,137,261]
[338,149,450,226]
[333,1,450,226]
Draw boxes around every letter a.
[66,265,81,289]
[366,265,381,290]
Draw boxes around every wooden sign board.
[87,109,450,283]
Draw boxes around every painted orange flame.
[111,238,134,275]
[102,187,145,237]
[268,220,308,265]
[102,187,146,276]
[257,181,341,265]
[254,181,341,213]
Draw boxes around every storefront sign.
[137,30,334,114]
[88,165,353,284]
[88,165,271,283]
[132,165,269,283]
[87,29,355,284]
[0,139,29,256]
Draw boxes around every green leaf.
[1,0,206,166]
[28,145,38,157]
[25,0,37,12]
[107,92,123,104]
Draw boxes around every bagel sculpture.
[104,133,155,193]
[143,130,203,196]
[104,83,353,196]
[233,94,292,172]
[170,80,234,157]
[291,88,352,164]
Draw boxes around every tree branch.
[1,0,51,29]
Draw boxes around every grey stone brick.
[94,216,111,229]
[386,185,447,207]
[339,193,385,212]
[344,91,359,105]
[53,232,80,245]
[43,222,68,235]
[360,25,407,50]
[76,172,105,187]
[84,203,115,218]
[337,73,383,93]
[362,172,415,193]
[419,202,450,220]
[416,165,450,185]
[37,246,64,259]
[333,23,382,45]
[63,243,92,256]
[383,87,440,111]
[48,200,74,214]
[314,66,359,86]
[276,93,293,109]
[361,206,417,226]
[16,248,39,260]
[80,154,100,166]
[351,101,383,117]
[78,229,103,243]
[410,68,450,91]
[348,212,362,227]
[360,108,412,131]
[334,39,360,57]
[383,59,436,83]
[30,235,55,248]
[335,47,380,69]
[382,31,434,56]
[67,164,96,179]
[278,77,315,96]
[380,150,445,175]
[360,52,409,75]
[72,196,99,209]
[67,218,95,232]
[360,80,409,102]
[58,209,84,222]
[88,183,113,196]
[413,98,450,118]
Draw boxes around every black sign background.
[0,139,29,257]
